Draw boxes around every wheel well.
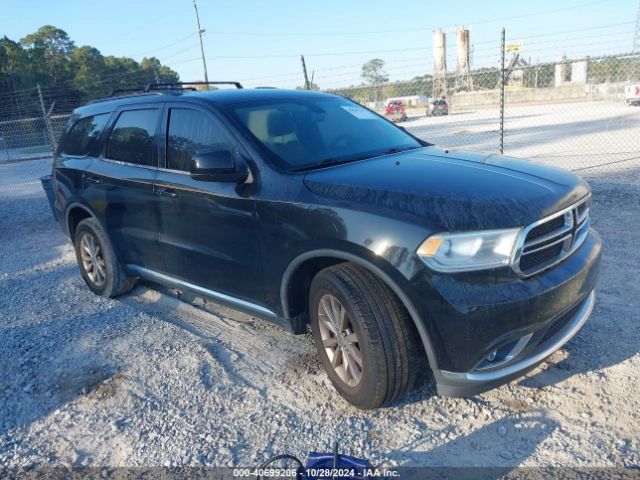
[283,253,435,370]
[67,206,92,239]
[284,257,346,319]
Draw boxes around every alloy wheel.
[317,293,363,387]
[79,232,106,287]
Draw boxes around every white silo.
[432,30,447,98]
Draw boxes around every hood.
[303,146,590,231]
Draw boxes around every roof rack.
[107,81,243,98]
[107,87,152,98]
[145,81,243,91]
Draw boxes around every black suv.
[49,83,601,409]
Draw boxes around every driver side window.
[166,108,231,171]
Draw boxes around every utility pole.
[37,84,56,151]
[632,0,640,80]
[500,28,505,155]
[193,0,209,83]
[300,55,310,90]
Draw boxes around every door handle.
[158,188,178,198]
[85,175,102,184]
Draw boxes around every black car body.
[49,86,601,408]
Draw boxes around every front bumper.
[436,290,595,396]
[406,229,601,396]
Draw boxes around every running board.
[126,264,277,319]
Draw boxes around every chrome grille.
[514,195,591,277]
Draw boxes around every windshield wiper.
[382,145,420,155]
[289,156,365,172]
[289,146,420,173]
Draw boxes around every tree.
[21,25,75,85]
[0,36,33,91]
[140,56,179,84]
[0,25,181,115]
[361,58,388,103]
[71,46,106,97]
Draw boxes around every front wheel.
[309,263,423,409]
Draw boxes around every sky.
[2,0,637,88]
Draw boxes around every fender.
[64,201,97,238]
[280,248,440,373]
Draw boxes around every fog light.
[486,350,497,362]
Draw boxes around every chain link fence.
[2,26,639,176]
[313,50,640,175]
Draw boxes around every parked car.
[385,100,408,122]
[48,84,601,409]
[427,99,449,116]
[624,84,640,106]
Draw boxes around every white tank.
[571,57,588,85]
[456,29,470,72]
[433,30,447,74]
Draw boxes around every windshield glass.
[227,96,422,170]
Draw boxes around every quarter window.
[106,109,159,166]
[167,108,230,171]
[60,114,109,156]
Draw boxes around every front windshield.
[228,96,422,171]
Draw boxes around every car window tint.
[231,97,420,170]
[166,108,230,171]
[106,109,159,166]
[60,114,109,156]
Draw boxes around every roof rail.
[108,87,148,97]
[145,81,243,91]
[103,81,244,101]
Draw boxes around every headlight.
[417,228,522,272]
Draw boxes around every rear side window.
[166,108,231,171]
[60,114,109,156]
[106,109,159,166]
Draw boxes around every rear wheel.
[73,217,135,298]
[309,263,423,409]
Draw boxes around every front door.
[154,104,264,304]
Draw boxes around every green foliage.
[360,58,389,102]
[588,56,636,83]
[0,25,180,112]
[361,58,389,86]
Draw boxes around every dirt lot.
[404,100,640,172]
[0,153,639,469]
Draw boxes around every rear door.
[83,104,163,269]
[154,103,264,302]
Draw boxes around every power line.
[204,0,611,37]
[129,33,197,58]
[160,43,202,62]
[164,23,632,64]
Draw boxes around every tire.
[73,217,135,298]
[309,263,423,409]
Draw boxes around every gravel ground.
[0,158,638,470]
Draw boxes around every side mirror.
[190,149,248,183]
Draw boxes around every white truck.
[624,84,640,106]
